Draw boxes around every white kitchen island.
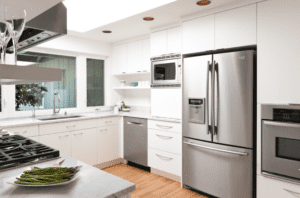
[0,154,135,198]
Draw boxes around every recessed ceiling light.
[197,0,211,6]
[143,17,154,21]
[64,0,177,33]
[103,31,112,33]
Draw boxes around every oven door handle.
[264,121,300,128]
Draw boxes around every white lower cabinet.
[5,125,39,137]
[97,125,120,164]
[257,175,300,198]
[39,132,72,157]
[29,136,39,142]
[72,129,97,166]
[148,148,181,176]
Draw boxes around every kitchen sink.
[38,115,83,121]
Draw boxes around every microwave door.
[152,60,178,85]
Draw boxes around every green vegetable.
[14,167,78,185]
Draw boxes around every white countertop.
[0,111,181,128]
[0,154,135,198]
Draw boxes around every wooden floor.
[103,163,207,198]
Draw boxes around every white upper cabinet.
[112,44,128,75]
[142,38,151,72]
[151,27,182,56]
[151,30,167,56]
[127,40,143,73]
[215,4,257,49]
[167,26,182,54]
[257,0,300,103]
[182,15,215,54]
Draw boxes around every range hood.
[7,2,67,53]
[0,2,66,85]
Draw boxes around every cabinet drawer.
[257,175,300,198]
[5,125,39,137]
[39,132,72,157]
[148,129,181,155]
[39,119,97,135]
[97,117,119,127]
[148,148,181,176]
[148,120,181,133]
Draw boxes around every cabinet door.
[127,40,143,73]
[257,175,300,198]
[215,4,256,49]
[72,129,97,165]
[112,44,128,75]
[257,0,300,103]
[151,30,167,56]
[39,132,72,157]
[167,26,182,54]
[182,15,214,54]
[142,38,151,72]
[97,125,120,164]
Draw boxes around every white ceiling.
[2,0,62,21]
[67,0,249,44]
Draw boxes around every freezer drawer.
[183,138,253,198]
[124,117,148,166]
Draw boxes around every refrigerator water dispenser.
[188,98,205,124]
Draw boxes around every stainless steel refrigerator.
[182,50,255,198]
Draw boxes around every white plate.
[7,165,82,187]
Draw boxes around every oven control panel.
[274,109,300,123]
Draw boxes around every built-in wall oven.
[262,104,300,183]
[151,54,181,86]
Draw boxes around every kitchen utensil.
[51,158,65,167]
[5,5,26,65]
[0,6,11,64]
[131,82,138,87]
[120,80,126,87]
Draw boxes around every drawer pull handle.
[156,124,173,129]
[67,125,76,128]
[284,189,300,196]
[73,133,83,136]
[156,154,173,161]
[127,122,143,126]
[156,134,173,139]
[105,121,112,123]
[59,135,69,138]
[99,129,108,131]
[184,141,248,156]
[15,131,27,134]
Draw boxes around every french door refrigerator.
[182,50,255,198]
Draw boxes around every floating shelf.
[113,72,150,77]
[113,87,151,90]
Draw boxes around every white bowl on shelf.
[122,108,130,112]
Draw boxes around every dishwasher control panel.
[188,98,205,124]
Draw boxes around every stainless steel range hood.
[0,2,66,85]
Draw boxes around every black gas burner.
[0,135,59,171]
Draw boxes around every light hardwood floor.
[102,163,208,198]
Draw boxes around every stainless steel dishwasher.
[124,117,148,166]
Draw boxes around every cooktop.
[0,135,59,172]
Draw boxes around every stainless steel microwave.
[151,54,182,86]
[261,104,300,183]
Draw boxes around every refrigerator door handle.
[207,61,211,134]
[211,61,216,136]
[214,62,219,136]
[183,141,249,156]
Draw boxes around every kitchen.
[0,0,300,197]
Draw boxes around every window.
[87,59,104,107]
[15,52,77,111]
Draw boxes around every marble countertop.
[0,111,181,128]
[0,154,135,198]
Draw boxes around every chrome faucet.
[53,93,61,116]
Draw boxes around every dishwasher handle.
[127,121,144,126]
